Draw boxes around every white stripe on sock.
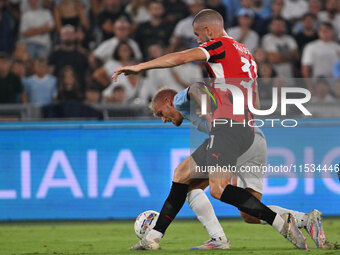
[272,214,284,233]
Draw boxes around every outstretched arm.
[112,48,207,81]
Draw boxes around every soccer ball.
[134,210,159,239]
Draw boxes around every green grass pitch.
[0,218,339,255]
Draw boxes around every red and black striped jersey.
[198,36,258,123]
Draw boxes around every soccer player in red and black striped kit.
[113,9,307,250]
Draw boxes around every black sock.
[220,184,276,225]
[153,182,189,234]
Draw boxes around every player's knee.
[210,185,222,199]
[173,176,188,184]
[173,171,189,184]
[188,179,208,192]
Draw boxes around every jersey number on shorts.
[209,135,215,149]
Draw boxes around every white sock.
[268,206,308,228]
[272,213,285,233]
[186,189,227,240]
[146,229,163,242]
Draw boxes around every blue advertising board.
[0,120,339,220]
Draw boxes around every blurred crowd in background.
[0,0,339,119]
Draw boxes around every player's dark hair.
[193,9,224,26]
[112,41,135,61]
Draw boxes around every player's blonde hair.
[149,88,177,115]
[192,9,224,26]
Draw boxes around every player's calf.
[240,188,262,224]
[240,211,260,224]
[153,182,189,235]
[209,176,230,199]
[209,184,223,199]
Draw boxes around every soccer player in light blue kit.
[147,84,327,250]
